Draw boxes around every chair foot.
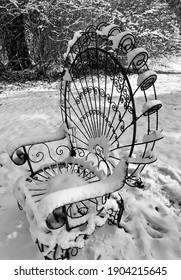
[36,240,81,260]
[107,196,124,227]
[17,201,23,210]
[117,196,124,226]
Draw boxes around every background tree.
[0,0,31,70]
[164,0,181,34]
[0,0,180,79]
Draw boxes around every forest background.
[0,0,181,82]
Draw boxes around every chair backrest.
[60,24,137,175]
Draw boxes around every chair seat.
[14,157,127,258]
[47,172,87,193]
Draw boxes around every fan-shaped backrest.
[60,25,137,174]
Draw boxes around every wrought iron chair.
[6,22,163,260]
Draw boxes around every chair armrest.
[6,123,69,158]
[6,123,71,171]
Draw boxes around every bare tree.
[0,0,31,70]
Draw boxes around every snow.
[63,30,82,59]
[109,31,135,50]
[127,47,148,69]
[62,68,72,81]
[142,100,162,115]
[0,71,181,260]
[77,159,181,260]
[13,159,126,254]
[128,149,157,165]
[6,123,68,158]
[48,172,86,193]
[96,24,118,36]
[137,70,157,90]
[88,136,110,159]
[35,159,126,224]
[143,129,163,143]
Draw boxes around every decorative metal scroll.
[11,140,71,175]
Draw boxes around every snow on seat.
[142,100,162,116]
[137,70,157,90]
[109,31,135,53]
[38,158,127,219]
[143,130,164,143]
[128,149,157,165]
[13,157,127,258]
[127,47,148,70]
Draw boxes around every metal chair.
[6,22,163,260]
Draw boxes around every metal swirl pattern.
[138,71,157,91]
[119,32,135,54]
[127,48,148,70]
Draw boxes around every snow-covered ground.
[0,71,181,260]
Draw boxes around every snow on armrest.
[37,158,128,222]
[6,123,69,158]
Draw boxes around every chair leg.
[17,201,23,210]
[36,240,72,260]
[55,247,70,260]
[107,196,124,227]
[117,197,124,228]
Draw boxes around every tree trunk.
[0,60,5,75]
[3,13,31,70]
